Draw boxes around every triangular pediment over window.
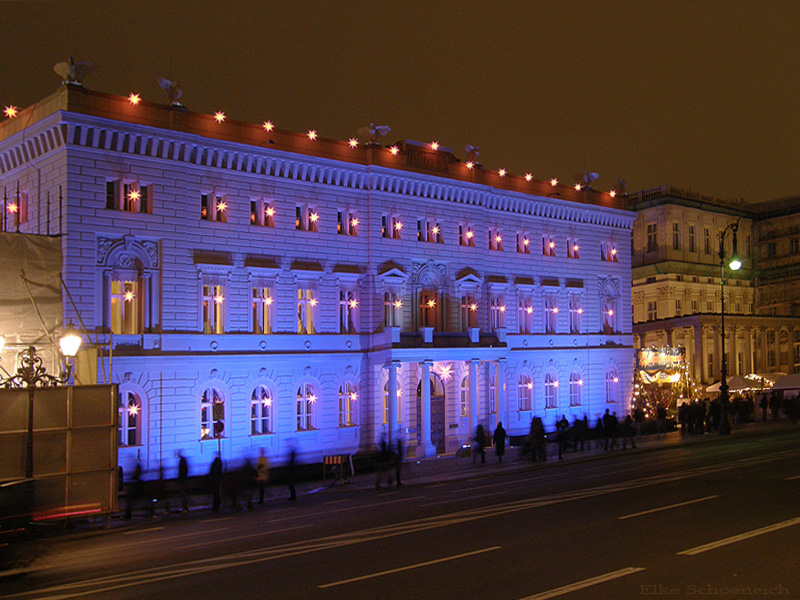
[455,267,482,286]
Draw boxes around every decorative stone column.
[498,359,508,427]
[388,361,400,444]
[469,359,478,437]
[420,360,435,456]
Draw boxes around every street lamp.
[0,322,82,479]
[718,220,742,435]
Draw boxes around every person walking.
[287,447,297,501]
[178,451,189,513]
[622,414,637,449]
[394,438,404,486]
[375,434,392,488]
[493,422,507,463]
[473,424,486,465]
[255,448,270,504]
[209,454,222,512]
[556,415,570,460]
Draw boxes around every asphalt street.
[4,426,800,600]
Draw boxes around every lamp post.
[0,323,82,479]
[718,220,742,435]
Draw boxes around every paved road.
[5,427,800,600]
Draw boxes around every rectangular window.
[704,228,710,254]
[384,291,403,327]
[337,210,359,236]
[297,287,317,334]
[544,295,558,334]
[251,199,275,227]
[461,295,478,331]
[252,286,274,334]
[296,205,318,231]
[569,296,582,334]
[107,181,152,214]
[460,225,475,247]
[691,300,698,313]
[675,299,682,317]
[568,238,579,259]
[791,239,799,255]
[516,233,530,254]
[201,193,226,222]
[518,296,533,334]
[338,289,358,333]
[202,283,225,333]
[489,229,503,251]
[391,216,402,239]
[689,225,696,252]
[745,235,751,258]
[672,223,680,250]
[647,301,657,321]
[543,235,556,256]
[601,241,618,262]
[646,223,658,253]
[110,279,140,334]
[383,215,402,239]
[490,295,506,330]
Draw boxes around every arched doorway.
[416,375,446,454]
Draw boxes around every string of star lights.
[4,106,19,119]
[28,88,619,197]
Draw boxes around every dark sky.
[3,0,800,202]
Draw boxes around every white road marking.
[425,483,447,488]
[518,567,646,600]
[175,524,314,549]
[618,495,718,520]
[377,491,399,496]
[324,498,352,505]
[200,516,233,523]
[677,516,800,556]
[318,546,501,588]
[785,474,800,480]
[122,526,164,535]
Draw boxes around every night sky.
[3,0,800,203]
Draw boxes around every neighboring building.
[629,185,800,387]
[0,83,634,475]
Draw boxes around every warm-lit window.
[419,290,438,329]
[296,205,318,232]
[110,279,140,334]
[417,219,442,243]
[296,382,317,431]
[382,382,401,425]
[107,181,152,214]
[517,232,530,254]
[202,283,225,334]
[250,385,273,435]
[461,294,478,331]
[297,287,317,334]
[518,296,533,334]
[647,301,657,321]
[252,286,274,334]
[567,238,580,259]
[518,374,532,411]
[250,199,275,227]
[119,390,142,446]
[489,370,498,415]
[601,241,618,262]
[543,235,556,257]
[545,295,558,334]
[490,295,506,330]
[338,382,358,427]
[603,298,618,333]
[489,228,503,251]
[338,210,358,236]
[459,225,475,247]
[200,387,225,440]
[201,193,226,222]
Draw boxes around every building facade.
[630,185,800,387]
[0,84,634,475]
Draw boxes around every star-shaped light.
[309,298,318,307]
[349,392,358,401]
[348,298,359,309]
[7,203,18,214]
[426,299,436,308]
[577,308,584,314]
[609,190,617,198]
[523,238,530,246]
[469,303,478,312]
[552,307,559,314]
[466,161,474,170]
[431,226,440,235]
[262,396,272,407]
[351,218,359,227]
[262,120,274,132]
[128,188,141,202]
[498,168,507,177]
[553,381,559,388]
[265,207,275,217]
[550,178,558,186]
[526,306,533,314]
[466,230,474,239]
[524,173,533,182]
[577,379,584,386]
[124,290,136,302]
[128,93,141,106]
[573,244,580,253]
[389,145,400,156]
[214,293,225,304]
[393,299,403,309]
[309,212,319,223]
[613,377,619,384]
[348,137,359,148]
[128,402,140,416]
[574,183,583,191]
[430,141,439,151]
[214,111,226,123]
[394,221,403,230]
[549,241,555,249]
[216,201,227,212]
[308,394,317,403]
[495,235,503,244]
[607,309,615,316]
[307,129,317,140]
[265,297,273,305]
[4,105,18,119]
[610,248,618,256]
[526,382,533,390]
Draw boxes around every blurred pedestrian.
[178,451,189,513]
[556,415,569,460]
[493,422,506,463]
[375,434,392,488]
[622,414,637,449]
[287,447,297,501]
[394,438,404,486]
[473,424,486,465]
[256,448,270,504]
[209,454,222,512]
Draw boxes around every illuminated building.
[0,84,634,473]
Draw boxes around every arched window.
[602,298,618,333]
[338,382,358,427]
[200,387,225,440]
[250,385,273,435]
[518,374,532,411]
[119,390,142,446]
[460,376,470,417]
[489,370,498,415]
[569,372,583,406]
[110,279,140,334]
[606,371,619,404]
[296,382,317,431]
[545,374,558,409]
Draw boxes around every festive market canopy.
[705,376,752,393]
[771,374,800,391]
